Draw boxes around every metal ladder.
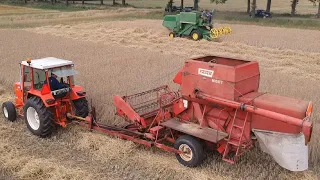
[222,109,249,164]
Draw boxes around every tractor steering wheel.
[62,83,70,88]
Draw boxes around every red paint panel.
[180,56,260,101]
[14,82,23,107]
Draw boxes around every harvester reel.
[210,27,232,39]
[223,27,232,34]
[210,28,219,39]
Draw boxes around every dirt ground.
[0,7,320,180]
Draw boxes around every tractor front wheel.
[174,135,204,167]
[73,98,89,118]
[2,101,16,121]
[191,30,202,41]
[24,97,54,137]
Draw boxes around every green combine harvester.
[162,11,231,41]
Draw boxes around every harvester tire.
[191,30,202,41]
[24,97,54,137]
[2,101,16,122]
[174,135,204,167]
[169,32,175,39]
[73,98,89,118]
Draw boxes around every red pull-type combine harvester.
[72,55,313,172]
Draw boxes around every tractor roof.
[21,57,73,70]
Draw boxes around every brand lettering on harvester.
[198,68,214,78]
[212,79,223,84]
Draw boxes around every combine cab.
[162,12,231,41]
[2,57,88,137]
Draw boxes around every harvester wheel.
[169,32,175,39]
[73,98,89,118]
[24,97,54,137]
[174,135,204,167]
[191,30,202,41]
[2,101,16,122]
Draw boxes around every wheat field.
[0,5,319,180]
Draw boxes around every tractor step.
[228,139,240,146]
[233,125,244,129]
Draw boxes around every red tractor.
[2,57,89,137]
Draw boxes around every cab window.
[33,68,46,90]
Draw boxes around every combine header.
[2,56,313,172]
[162,12,231,41]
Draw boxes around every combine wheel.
[191,30,202,41]
[24,97,54,137]
[2,101,16,121]
[73,98,89,118]
[174,135,204,167]
[169,32,175,39]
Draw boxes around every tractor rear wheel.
[174,135,204,167]
[73,98,89,118]
[191,30,202,41]
[24,97,54,137]
[2,101,16,121]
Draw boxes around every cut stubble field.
[0,7,320,180]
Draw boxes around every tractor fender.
[26,85,86,107]
[69,85,86,101]
[26,91,57,107]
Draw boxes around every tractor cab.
[2,57,88,137]
[20,57,77,100]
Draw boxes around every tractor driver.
[48,72,64,91]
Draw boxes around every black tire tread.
[2,101,16,121]
[73,98,89,118]
[191,30,202,41]
[174,135,204,167]
[24,97,54,137]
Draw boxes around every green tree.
[210,0,228,4]
[251,0,256,18]
[194,0,199,10]
[166,0,174,12]
[192,0,227,11]
[309,0,320,18]
[291,0,299,16]
[266,0,272,12]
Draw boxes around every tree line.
[22,0,127,6]
[187,0,320,18]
